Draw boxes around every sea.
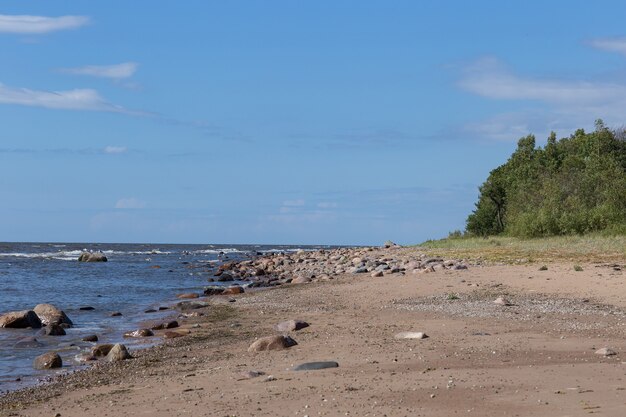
[0,242,327,393]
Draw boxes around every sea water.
[0,242,322,392]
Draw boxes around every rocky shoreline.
[2,245,626,416]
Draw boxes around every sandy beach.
[2,246,626,417]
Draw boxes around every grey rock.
[0,310,42,329]
[78,252,108,262]
[33,351,62,370]
[291,361,339,371]
[274,320,309,332]
[106,343,132,361]
[33,304,73,327]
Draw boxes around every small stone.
[41,324,66,336]
[123,328,154,338]
[82,334,98,342]
[595,347,617,356]
[371,271,384,277]
[79,306,95,311]
[493,297,512,306]
[176,293,199,299]
[248,335,298,352]
[110,312,123,317]
[222,286,244,295]
[105,343,132,361]
[163,331,187,339]
[291,361,339,371]
[394,332,428,340]
[274,320,310,332]
[239,370,265,379]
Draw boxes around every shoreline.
[2,246,626,416]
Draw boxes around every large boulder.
[106,343,132,362]
[0,310,42,328]
[248,335,297,352]
[33,304,73,327]
[78,252,108,262]
[33,351,62,370]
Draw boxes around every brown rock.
[91,344,115,357]
[177,293,200,299]
[274,320,310,332]
[222,286,244,295]
[0,310,42,328]
[163,331,186,339]
[82,334,98,342]
[248,335,298,352]
[41,324,66,336]
[33,351,62,370]
[106,343,132,361]
[291,276,311,284]
[151,320,179,330]
[33,304,73,327]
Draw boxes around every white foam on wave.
[192,248,243,254]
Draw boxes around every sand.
[1,248,626,416]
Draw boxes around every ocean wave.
[191,248,243,254]
[0,249,172,259]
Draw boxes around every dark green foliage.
[467,121,626,237]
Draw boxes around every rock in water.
[394,331,428,340]
[274,320,310,332]
[33,304,73,327]
[77,252,108,262]
[33,351,62,370]
[0,310,42,328]
[291,361,339,371]
[14,336,43,348]
[222,286,244,295]
[82,334,98,342]
[176,293,199,299]
[41,324,66,336]
[248,335,298,352]
[493,297,512,306]
[595,347,617,356]
[106,343,132,361]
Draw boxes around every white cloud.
[0,14,89,34]
[115,198,146,209]
[458,57,626,140]
[459,57,626,104]
[103,146,127,154]
[0,82,131,113]
[587,37,626,56]
[59,62,138,80]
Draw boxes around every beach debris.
[595,347,617,356]
[0,310,42,329]
[77,251,108,262]
[106,343,132,362]
[291,361,339,371]
[33,303,73,327]
[82,334,98,342]
[124,328,154,338]
[33,351,62,370]
[394,331,428,340]
[275,320,309,332]
[493,297,512,306]
[248,335,298,352]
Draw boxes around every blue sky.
[2,1,626,245]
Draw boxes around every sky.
[2,1,626,245]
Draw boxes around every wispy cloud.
[587,37,626,56]
[115,198,146,209]
[103,146,127,154]
[458,57,626,140]
[59,62,138,80]
[0,14,89,34]
[0,82,144,115]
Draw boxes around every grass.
[417,234,626,264]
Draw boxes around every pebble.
[595,347,617,356]
[394,331,428,340]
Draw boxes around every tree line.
[466,120,626,237]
